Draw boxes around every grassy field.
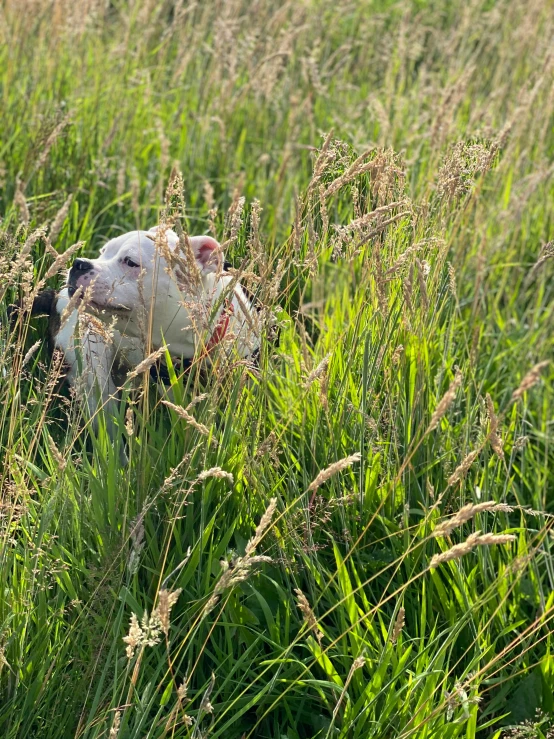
[1,0,554,737]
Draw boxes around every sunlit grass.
[1,1,553,737]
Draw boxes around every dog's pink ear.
[189,236,221,272]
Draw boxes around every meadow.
[1,0,553,737]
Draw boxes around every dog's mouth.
[88,300,133,314]
[67,284,132,313]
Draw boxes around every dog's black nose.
[72,258,94,272]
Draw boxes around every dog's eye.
[123,256,139,268]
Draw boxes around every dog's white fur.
[55,226,259,434]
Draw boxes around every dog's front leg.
[57,311,120,439]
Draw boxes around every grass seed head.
[127,347,168,380]
[433,502,513,537]
[155,588,182,636]
[295,588,323,644]
[511,361,550,402]
[161,400,212,438]
[390,606,405,643]
[196,467,234,483]
[307,453,361,493]
[447,449,481,487]
[427,369,462,433]
[430,531,516,568]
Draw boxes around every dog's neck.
[105,273,259,359]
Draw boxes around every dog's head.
[67,227,221,307]
[67,227,259,358]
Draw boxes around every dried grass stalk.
[447,449,481,487]
[127,347,168,380]
[161,400,212,438]
[49,194,74,244]
[429,531,516,568]
[485,393,504,459]
[295,588,323,643]
[511,361,550,402]
[196,467,234,483]
[303,353,331,389]
[245,497,277,555]
[43,241,85,281]
[22,340,41,367]
[156,588,182,636]
[427,369,462,433]
[390,606,405,643]
[433,501,513,537]
[307,453,361,493]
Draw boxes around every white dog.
[30,226,260,436]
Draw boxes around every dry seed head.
[247,198,263,261]
[310,131,334,191]
[524,240,554,286]
[447,449,481,486]
[347,201,409,237]
[415,258,429,311]
[295,588,323,644]
[42,241,85,281]
[49,194,74,244]
[164,166,186,223]
[125,407,134,437]
[19,227,47,262]
[185,393,209,411]
[323,145,376,198]
[161,400,213,439]
[174,223,202,294]
[308,453,361,493]
[196,467,234,483]
[429,531,516,568]
[390,606,405,643]
[485,393,504,459]
[224,194,245,247]
[511,361,550,402]
[437,139,496,201]
[433,501,513,537]
[199,673,215,715]
[127,347,168,380]
[33,113,71,174]
[245,497,277,556]
[391,345,404,364]
[476,533,517,546]
[203,180,215,211]
[109,710,121,738]
[155,588,182,636]
[14,175,29,226]
[22,340,41,367]
[123,613,142,659]
[202,501,276,619]
[319,366,329,412]
[427,369,462,433]
[513,435,529,451]
[47,435,66,471]
[303,353,331,389]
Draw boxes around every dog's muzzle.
[68,258,94,296]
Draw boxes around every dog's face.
[68,227,220,310]
[66,227,258,358]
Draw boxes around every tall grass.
[1,1,553,737]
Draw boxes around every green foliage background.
[0,1,553,737]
